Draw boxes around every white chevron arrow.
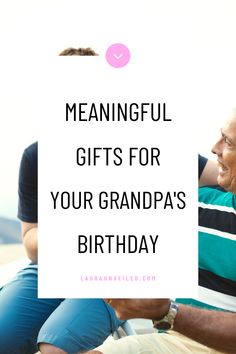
[113,53,123,59]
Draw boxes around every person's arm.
[106,299,236,353]
[175,304,236,354]
[18,143,38,262]
[22,222,38,263]
[199,159,218,186]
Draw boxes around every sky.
[0,0,236,219]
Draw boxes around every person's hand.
[105,298,170,320]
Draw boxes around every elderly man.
[86,112,236,353]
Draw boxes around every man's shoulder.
[199,185,236,210]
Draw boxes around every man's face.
[212,115,236,194]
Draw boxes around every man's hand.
[105,299,236,353]
[105,298,170,320]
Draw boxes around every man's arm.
[22,222,38,263]
[175,304,236,354]
[199,159,218,186]
[106,299,236,353]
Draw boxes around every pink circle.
[106,43,130,68]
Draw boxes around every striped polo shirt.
[198,185,236,311]
[178,185,236,312]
